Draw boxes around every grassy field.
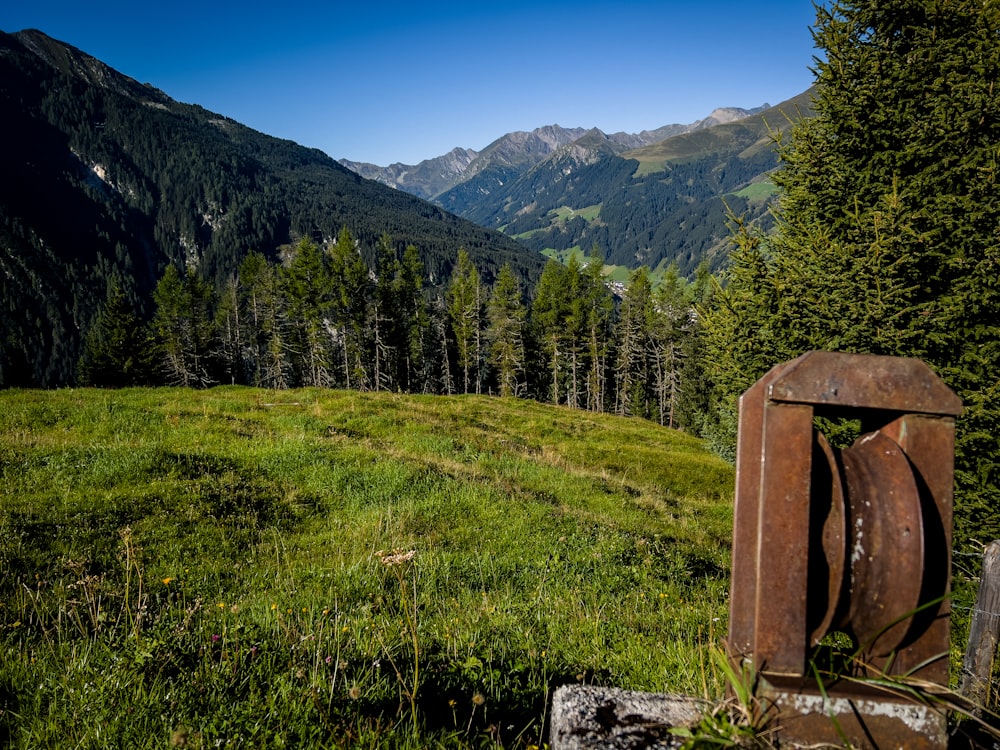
[0,388,735,748]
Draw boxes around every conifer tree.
[703,0,1000,542]
[329,227,371,390]
[447,248,483,394]
[648,264,691,429]
[283,237,334,387]
[581,249,613,413]
[215,275,244,385]
[700,223,783,458]
[77,279,153,387]
[372,234,401,392]
[614,267,654,418]
[531,259,569,404]
[428,293,455,396]
[151,264,218,387]
[395,244,429,393]
[238,251,292,389]
[562,255,587,409]
[486,264,527,398]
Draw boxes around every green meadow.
[0,387,735,748]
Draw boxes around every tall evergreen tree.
[447,248,483,395]
[562,255,587,409]
[531,259,570,404]
[328,227,371,390]
[151,264,218,387]
[486,264,527,398]
[283,237,334,387]
[648,264,691,429]
[239,251,292,389]
[700,224,783,459]
[581,250,614,413]
[614,267,654,417]
[372,234,402,392]
[703,0,1000,544]
[395,244,429,393]
[215,274,244,386]
[77,279,153,387]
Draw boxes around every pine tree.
[283,237,334,387]
[77,279,153,387]
[238,251,292,389]
[648,264,691,429]
[151,264,218,387]
[328,227,371,390]
[700,223,784,458]
[215,275,244,385]
[581,249,613,413]
[428,293,455,395]
[396,244,429,393]
[486,264,527,398]
[562,255,587,409]
[704,0,1000,542]
[372,234,401,392]
[673,261,714,436]
[447,248,483,395]
[530,259,569,404]
[614,267,654,418]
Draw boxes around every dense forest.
[79,231,709,434]
[0,29,543,388]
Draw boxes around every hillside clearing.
[0,387,734,747]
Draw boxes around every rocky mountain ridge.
[339,104,769,201]
[436,89,814,278]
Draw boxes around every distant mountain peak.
[692,104,771,130]
[338,105,774,201]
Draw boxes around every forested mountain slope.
[444,90,814,277]
[0,29,543,387]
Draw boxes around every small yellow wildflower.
[162,577,174,586]
[217,602,225,609]
[270,603,278,611]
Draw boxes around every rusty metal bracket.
[727,351,962,749]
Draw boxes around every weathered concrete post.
[729,351,962,749]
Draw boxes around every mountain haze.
[0,29,544,387]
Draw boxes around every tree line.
[78,231,710,431]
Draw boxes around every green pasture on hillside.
[0,388,735,747]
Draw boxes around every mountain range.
[339,106,770,202]
[341,94,813,278]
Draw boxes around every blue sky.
[3,1,819,166]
